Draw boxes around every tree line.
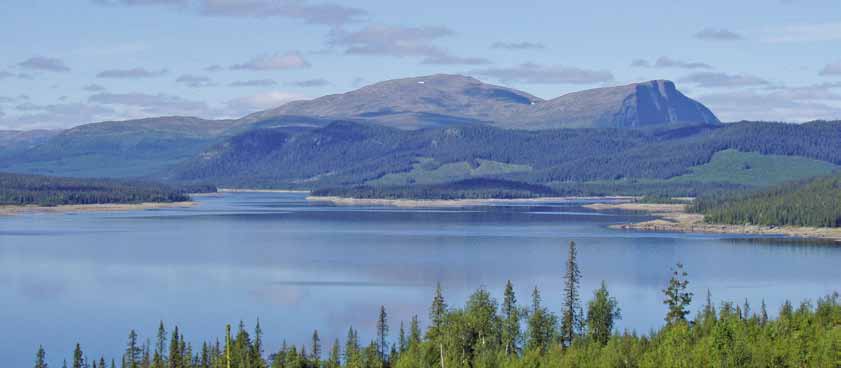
[34,242,841,368]
[0,172,214,206]
[691,174,841,227]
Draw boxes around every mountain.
[243,75,719,130]
[0,129,61,159]
[169,120,841,194]
[0,116,243,178]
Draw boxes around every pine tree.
[311,330,321,364]
[327,338,341,368]
[72,343,84,368]
[398,321,406,354]
[344,327,359,366]
[585,281,621,346]
[35,345,48,368]
[99,357,106,368]
[663,263,693,325]
[125,330,142,368]
[153,322,166,368]
[376,305,389,363]
[253,320,265,368]
[526,287,556,353]
[408,316,421,349]
[429,283,447,338]
[501,280,521,356]
[169,327,181,368]
[560,241,582,347]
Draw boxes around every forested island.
[0,172,214,207]
[33,243,841,368]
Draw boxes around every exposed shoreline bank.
[306,195,634,208]
[584,202,841,242]
[0,201,196,216]
[219,188,311,193]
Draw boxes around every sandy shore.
[0,201,196,216]
[307,195,634,208]
[584,202,841,242]
[219,188,310,193]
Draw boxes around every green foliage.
[663,263,693,325]
[0,172,211,206]
[669,149,839,186]
[560,241,582,347]
[586,282,621,346]
[692,174,841,227]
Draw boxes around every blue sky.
[1,0,841,130]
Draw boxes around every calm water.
[2,192,840,366]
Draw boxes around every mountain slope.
[169,121,841,192]
[243,75,718,130]
[0,116,242,178]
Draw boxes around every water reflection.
[0,192,839,367]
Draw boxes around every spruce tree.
[376,305,389,363]
[254,320,265,368]
[153,322,166,368]
[169,327,181,368]
[72,343,84,368]
[429,283,447,337]
[398,321,406,354]
[526,287,556,353]
[35,345,47,368]
[344,327,358,365]
[408,316,421,349]
[501,280,521,356]
[585,281,621,346]
[759,299,769,326]
[311,330,321,364]
[560,241,582,347]
[328,338,341,368]
[125,330,141,368]
[663,263,693,325]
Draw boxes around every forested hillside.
[171,120,841,196]
[0,172,208,206]
[692,174,841,227]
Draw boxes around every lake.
[1,192,839,366]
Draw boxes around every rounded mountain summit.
[246,74,720,130]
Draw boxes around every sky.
[1,0,841,130]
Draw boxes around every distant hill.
[0,129,60,159]
[244,74,719,130]
[0,116,242,178]
[167,120,841,195]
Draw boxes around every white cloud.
[679,72,769,88]
[631,56,713,70]
[819,62,841,76]
[97,67,168,78]
[175,74,215,88]
[490,41,545,50]
[17,56,71,72]
[694,28,743,41]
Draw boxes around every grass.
[368,158,531,186]
[669,149,839,186]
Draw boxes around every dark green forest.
[0,172,213,206]
[35,243,841,368]
[692,174,841,228]
[170,120,841,193]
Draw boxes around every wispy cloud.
[471,63,613,84]
[631,56,713,70]
[329,24,487,65]
[83,84,107,92]
[97,67,168,78]
[819,62,841,76]
[694,28,743,41]
[229,79,279,87]
[17,56,71,72]
[175,74,215,88]
[231,52,310,71]
[490,41,545,50]
[679,72,770,88]
[94,0,366,27]
[698,83,841,122]
[88,92,208,115]
[286,78,329,87]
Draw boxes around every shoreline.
[584,203,841,242]
[0,201,196,216]
[307,195,634,208]
[219,188,311,193]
